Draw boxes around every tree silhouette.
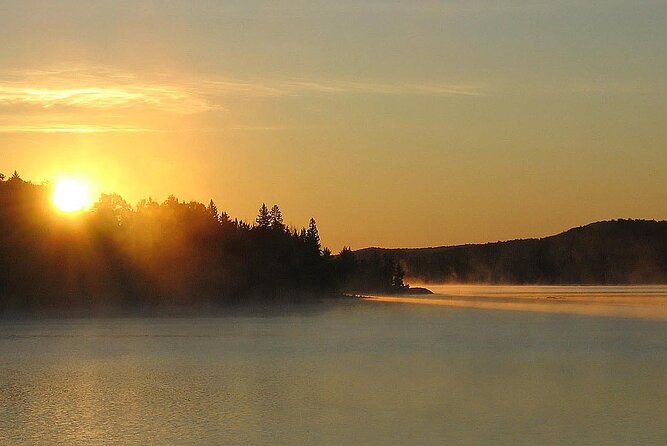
[93,193,131,227]
[207,199,219,222]
[0,171,409,311]
[306,218,320,252]
[392,263,407,290]
[269,204,284,230]
[256,203,271,229]
[219,209,231,224]
[164,194,179,207]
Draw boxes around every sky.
[1,0,666,250]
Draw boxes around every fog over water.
[369,285,667,320]
[1,287,666,445]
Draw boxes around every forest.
[0,172,406,311]
[357,220,667,284]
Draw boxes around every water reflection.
[1,293,666,445]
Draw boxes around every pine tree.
[336,247,357,286]
[207,199,219,222]
[219,210,231,224]
[269,204,284,230]
[305,217,321,252]
[256,203,271,228]
[392,263,407,290]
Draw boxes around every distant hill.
[355,220,667,284]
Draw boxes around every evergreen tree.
[392,263,407,290]
[9,171,21,181]
[256,203,271,228]
[306,218,321,252]
[207,199,219,222]
[269,204,284,230]
[219,210,231,224]
[335,247,357,289]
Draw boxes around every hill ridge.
[354,219,667,284]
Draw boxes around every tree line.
[0,172,406,311]
[357,220,667,284]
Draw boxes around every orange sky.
[1,1,666,250]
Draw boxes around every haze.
[1,0,666,249]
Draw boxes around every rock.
[403,287,433,295]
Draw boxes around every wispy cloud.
[0,86,213,112]
[0,67,214,114]
[0,65,485,133]
[0,124,156,133]
[0,65,485,108]
[199,78,485,98]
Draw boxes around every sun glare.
[53,177,94,213]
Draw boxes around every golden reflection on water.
[366,285,667,321]
[1,301,667,445]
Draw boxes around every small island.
[402,287,434,295]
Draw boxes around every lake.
[1,286,666,445]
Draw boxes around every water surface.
[1,287,666,445]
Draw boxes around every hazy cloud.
[0,67,214,114]
[199,78,486,98]
[1,66,653,135]
[0,65,485,133]
[0,65,485,107]
[0,124,156,133]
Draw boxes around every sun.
[53,177,94,213]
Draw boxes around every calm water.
[1,287,667,445]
